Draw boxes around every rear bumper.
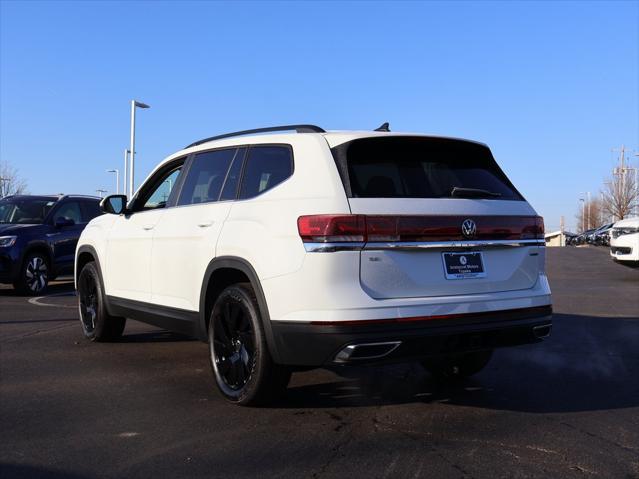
[270,305,553,366]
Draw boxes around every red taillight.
[521,216,545,239]
[297,215,545,243]
[297,215,366,242]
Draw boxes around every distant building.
[545,230,577,247]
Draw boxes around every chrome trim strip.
[365,239,545,250]
[304,242,365,252]
[304,239,544,252]
[334,341,402,363]
[533,324,552,339]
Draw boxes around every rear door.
[330,136,543,299]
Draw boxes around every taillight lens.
[297,215,366,242]
[298,215,545,242]
[521,216,544,239]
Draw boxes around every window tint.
[55,202,82,224]
[178,149,237,206]
[339,137,522,200]
[0,198,55,224]
[219,148,246,201]
[239,146,292,199]
[143,167,182,210]
[81,201,102,222]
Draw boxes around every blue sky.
[1,0,637,231]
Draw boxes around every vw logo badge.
[460,255,467,265]
[461,219,477,239]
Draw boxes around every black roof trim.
[186,124,325,149]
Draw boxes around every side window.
[54,202,82,224]
[81,201,102,222]
[239,146,293,200]
[141,167,183,211]
[219,148,246,201]
[178,149,237,206]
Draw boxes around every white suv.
[75,124,552,405]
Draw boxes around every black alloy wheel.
[209,283,290,406]
[212,295,256,391]
[77,262,126,341]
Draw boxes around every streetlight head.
[106,169,116,173]
[134,101,150,109]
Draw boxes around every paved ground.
[1,247,638,479]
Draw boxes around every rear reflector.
[310,305,553,326]
[298,215,545,242]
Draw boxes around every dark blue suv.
[0,195,102,295]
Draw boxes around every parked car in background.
[75,124,552,406]
[593,223,614,246]
[0,194,102,295]
[610,217,639,268]
[572,229,596,246]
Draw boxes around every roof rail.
[185,124,326,148]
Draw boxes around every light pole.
[106,169,119,194]
[0,177,7,197]
[587,191,591,229]
[96,189,108,199]
[123,149,130,197]
[579,198,585,233]
[129,100,150,198]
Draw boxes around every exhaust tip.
[334,341,402,363]
[533,324,552,339]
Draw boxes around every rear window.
[333,137,523,200]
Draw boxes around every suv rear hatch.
[328,135,543,299]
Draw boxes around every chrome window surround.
[304,239,545,253]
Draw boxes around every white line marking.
[28,291,76,308]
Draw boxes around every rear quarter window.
[333,137,523,201]
[239,146,293,199]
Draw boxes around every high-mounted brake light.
[297,215,545,243]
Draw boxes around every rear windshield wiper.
[450,187,502,199]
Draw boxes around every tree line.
[576,169,637,233]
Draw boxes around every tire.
[77,262,126,341]
[14,252,50,296]
[421,350,493,380]
[208,282,291,406]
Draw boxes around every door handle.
[197,221,214,228]
[143,225,155,231]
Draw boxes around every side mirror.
[55,217,75,228]
[101,195,127,215]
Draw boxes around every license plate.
[442,252,486,280]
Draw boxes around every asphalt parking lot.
[1,247,638,479]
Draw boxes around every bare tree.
[600,171,637,222]
[576,197,607,232]
[0,161,28,197]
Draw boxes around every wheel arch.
[75,245,106,298]
[199,256,281,363]
[22,241,53,266]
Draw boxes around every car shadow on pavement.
[118,330,196,343]
[0,281,75,297]
[0,464,91,479]
[278,313,639,414]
